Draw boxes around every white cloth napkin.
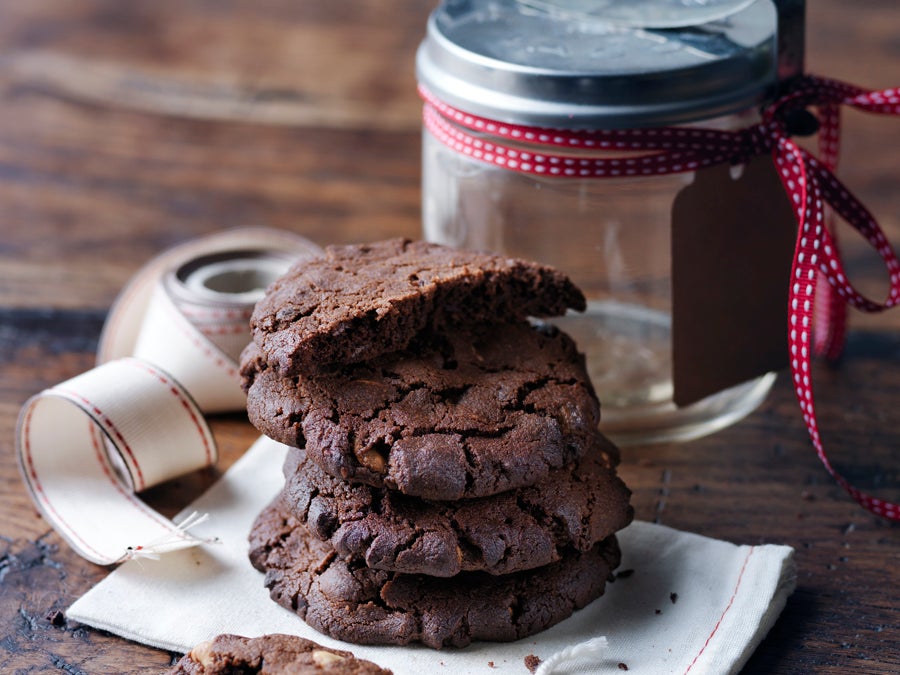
[68,437,796,675]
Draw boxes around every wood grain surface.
[1,1,898,673]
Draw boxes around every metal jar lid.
[416,0,780,129]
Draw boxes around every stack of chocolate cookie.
[241,238,633,649]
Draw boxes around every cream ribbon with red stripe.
[422,75,900,520]
[16,228,322,564]
[98,227,321,412]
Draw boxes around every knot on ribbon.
[420,75,900,521]
[737,123,777,164]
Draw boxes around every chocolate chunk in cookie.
[248,238,585,377]
[243,321,601,500]
[248,498,621,649]
[279,435,632,577]
[167,632,392,674]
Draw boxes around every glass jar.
[417,0,790,445]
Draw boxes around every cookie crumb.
[618,663,629,671]
[488,661,495,668]
[46,610,65,627]
[524,654,542,673]
[670,592,679,604]
[616,568,634,579]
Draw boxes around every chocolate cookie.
[279,436,632,577]
[248,238,586,377]
[168,633,391,674]
[248,498,621,649]
[242,321,601,500]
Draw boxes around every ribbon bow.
[421,75,900,520]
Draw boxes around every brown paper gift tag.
[671,155,797,407]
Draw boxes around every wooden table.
[1,2,898,672]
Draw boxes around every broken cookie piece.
[167,632,392,674]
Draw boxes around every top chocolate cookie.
[249,238,586,376]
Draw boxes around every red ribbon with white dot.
[421,75,900,520]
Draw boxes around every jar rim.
[416,0,780,129]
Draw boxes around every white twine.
[123,511,219,561]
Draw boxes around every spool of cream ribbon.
[16,228,322,565]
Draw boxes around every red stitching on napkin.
[683,546,756,673]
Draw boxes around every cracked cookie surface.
[248,498,621,649]
[168,633,392,674]
[242,321,601,500]
[248,238,586,377]
[279,437,632,577]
